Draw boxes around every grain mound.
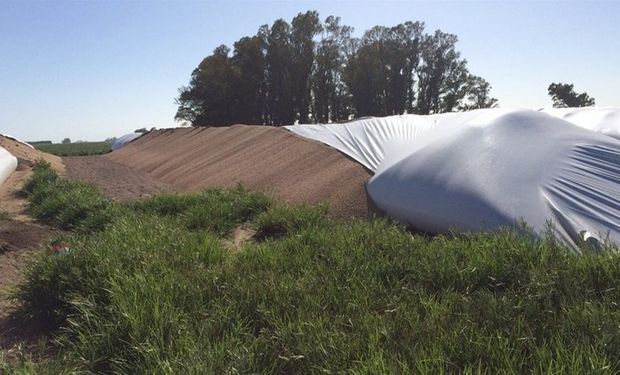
[106,126,372,218]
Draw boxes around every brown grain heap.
[106,126,373,218]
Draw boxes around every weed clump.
[21,161,114,231]
[134,187,272,236]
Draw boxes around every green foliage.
[13,171,620,373]
[131,193,201,217]
[35,141,112,156]
[344,22,424,117]
[548,82,596,108]
[313,16,354,123]
[133,187,272,236]
[175,11,497,126]
[184,188,271,235]
[21,161,114,231]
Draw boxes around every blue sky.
[1,1,618,142]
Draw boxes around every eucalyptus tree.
[290,11,322,124]
[230,32,267,124]
[175,11,498,126]
[265,19,294,125]
[175,45,235,126]
[312,16,354,123]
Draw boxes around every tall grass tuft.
[133,186,272,236]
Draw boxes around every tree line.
[175,11,498,127]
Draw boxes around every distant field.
[35,141,112,156]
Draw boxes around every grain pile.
[106,126,373,218]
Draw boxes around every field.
[3,162,620,373]
[34,141,112,156]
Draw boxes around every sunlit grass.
[7,162,620,373]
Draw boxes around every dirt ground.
[106,126,373,218]
[63,155,172,201]
[0,135,63,302]
[0,136,64,221]
[0,220,57,314]
[0,136,63,360]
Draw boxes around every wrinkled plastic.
[541,107,620,140]
[0,146,17,187]
[112,133,143,150]
[287,108,620,249]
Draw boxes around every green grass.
[132,187,272,236]
[35,141,112,156]
[19,161,115,231]
[6,162,620,373]
[0,209,11,220]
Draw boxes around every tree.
[415,30,463,114]
[413,30,497,114]
[175,11,498,126]
[344,23,424,117]
[62,138,71,144]
[290,11,322,124]
[175,45,236,126]
[343,41,384,117]
[458,75,498,110]
[264,19,296,125]
[548,83,595,108]
[231,33,268,124]
[312,16,355,123]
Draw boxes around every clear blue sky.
[1,0,618,142]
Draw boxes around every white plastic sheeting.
[541,107,620,140]
[1,133,34,149]
[111,133,143,150]
[0,146,18,187]
[287,108,620,249]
